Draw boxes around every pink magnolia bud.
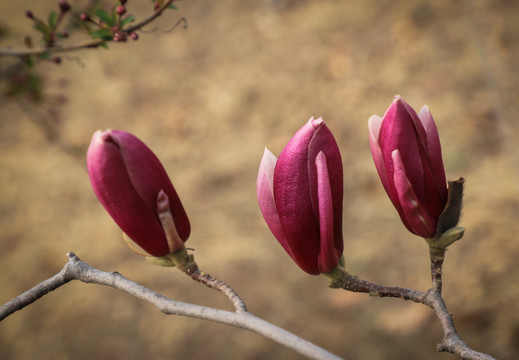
[257,117,344,275]
[87,130,190,256]
[368,96,448,238]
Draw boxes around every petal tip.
[310,116,324,128]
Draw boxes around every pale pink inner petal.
[368,115,390,190]
[368,115,382,138]
[257,148,293,257]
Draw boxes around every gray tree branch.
[325,260,496,360]
[0,252,343,360]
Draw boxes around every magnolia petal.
[275,119,322,274]
[87,130,171,256]
[392,150,436,238]
[381,97,427,205]
[315,152,339,273]
[307,119,344,270]
[419,105,447,199]
[257,148,293,257]
[400,96,428,149]
[108,130,191,242]
[368,115,391,193]
[260,118,343,275]
[369,98,448,238]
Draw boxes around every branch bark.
[0,252,343,360]
[0,250,497,360]
[326,265,496,360]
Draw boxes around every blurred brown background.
[1,0,518,359]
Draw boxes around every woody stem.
[169,249,247,313]
[429,246,446,293]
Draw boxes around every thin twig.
[327,266,496,360]
[422,290,495,360]
[0,1,178,57]
[166,250,248,313]
[326,267,427,304]
[425,246,496,360]
[0,252,343,360]
[190,269,248,313]
[0,264,72,321]
[429,247,446,293]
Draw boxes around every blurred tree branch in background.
[0,0,184,158]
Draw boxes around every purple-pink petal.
[274,121,321,274]
[87,131,170,256]
[418,105,447,200]
[259,117,343,275]
[107,130,190,242]
[368,96,448,238]
[315,151,339,273]
[379,97,427,204]
[392,150,436,238]
[87,130,190,256]
[307,119,344,269]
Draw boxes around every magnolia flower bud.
[87,130,190,256]
[368,96,448,238]
[257,117,344,275]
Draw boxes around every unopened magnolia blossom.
[368,96,448,238]
[87,130,190,256]
[257,117,344,275]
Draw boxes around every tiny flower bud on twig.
[113,32,127,42]
[116,5,127,16]
[58,0,71,14]
[80,13,91,22]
